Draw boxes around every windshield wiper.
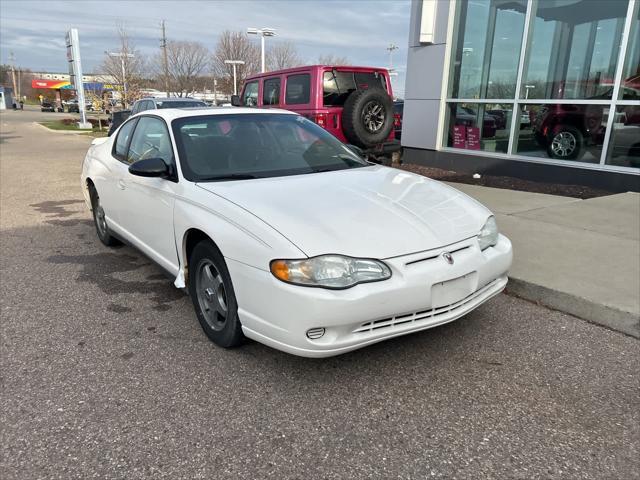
[197,174,260,182]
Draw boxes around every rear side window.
[323,71,387,106]
[263,78,281,105]
[285,74,310,105]
[243,81,259,106]
[113,118,137,162]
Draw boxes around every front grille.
[353,278,500,334]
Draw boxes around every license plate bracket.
[431,272,477,309]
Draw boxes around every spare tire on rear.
[342,88,394,148]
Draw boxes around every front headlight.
[478,216,499,250]
[270,255,392,289]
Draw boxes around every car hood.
[197,165,491,259]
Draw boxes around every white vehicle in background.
[81,108,512,357]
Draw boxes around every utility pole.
[160,20,170,97]
[386,44,399,70]
[9,52,18,103]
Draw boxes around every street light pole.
[247,27,276,73]
[224,60,245,95]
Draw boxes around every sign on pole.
[66,29,92,129]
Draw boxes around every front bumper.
[228,234,512,357]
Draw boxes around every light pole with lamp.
[246,27,276,73]
[224,60,245,96]
[105,51,135,107]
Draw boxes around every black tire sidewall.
[188,240,244,348]
[342,88,394,147]
[547,125,584,160]
[89,186,118,246]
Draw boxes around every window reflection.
[446,103,512,153]
[516,103,607,163]
[523,0,629,100]
[606,105,640,167]
[620,4,640,99]
[450,0,526,99]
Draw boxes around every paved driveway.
[1,108,639,479]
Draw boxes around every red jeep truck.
[232,65,401,162]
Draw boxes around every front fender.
[173,187,306,284]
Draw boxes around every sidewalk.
[448,183,640,338]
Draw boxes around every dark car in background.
[107,97,208,136]
[40,101,60,113]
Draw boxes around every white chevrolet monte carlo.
[81,107,512,357]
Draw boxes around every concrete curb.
[505,277,640,339]
[32,121,92,134]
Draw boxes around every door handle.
[117,179,126,190]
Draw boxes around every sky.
[0,0,411,96]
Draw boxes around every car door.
[101,117,139,233]
[117,115,180,274]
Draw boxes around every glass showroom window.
[522,0,629,100]
[619,3,640,99]
[605,105,640,167]
[445,103,512,153]
[449,0,526,99]
[516,103,608,163]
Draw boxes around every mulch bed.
[396,164,613,199]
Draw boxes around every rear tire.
[188,240,244,349]
[89,186,120,247]
[342,88,394,148]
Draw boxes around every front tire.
[188,240,244,348]
[89,186,120,247]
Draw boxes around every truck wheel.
[342,88,394,148]
[547,125,584,160]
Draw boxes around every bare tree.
[267,41,302,71]
[317,54,350,65]
[101,23,146,108]
[154,40,209,97]
[211,30,260,95]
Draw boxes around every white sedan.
[81,108,512,357]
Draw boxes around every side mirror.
[128,158,170,178]
[230,95,241,107]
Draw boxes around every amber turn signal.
[270,260,290,281]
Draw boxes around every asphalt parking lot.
[1,107,639,479]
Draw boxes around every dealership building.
[402,0,640,190]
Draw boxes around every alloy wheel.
[195,260,228,331]
[361,100,386,133]
[551,131,577,158]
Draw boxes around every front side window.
[127,116,174,166]
[263,77,281,105]
[323,71,387,106]
[242,81,259,106]
[113,118,138,161]
[285,74,310,105]
[172,113,368,181]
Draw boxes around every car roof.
[245,64,390,81]
[141,107,298,121]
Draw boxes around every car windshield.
[172,113,369,181]
[157,101,207,109]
